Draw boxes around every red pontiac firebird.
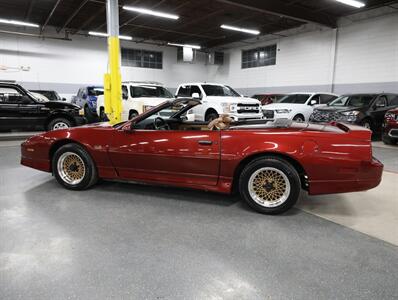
[21,98,383,214]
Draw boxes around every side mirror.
[122,93,128,100]
[310,99,318,106]
[192,92,201,99]
[82,94,87,99]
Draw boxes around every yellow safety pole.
[104,0,122,124]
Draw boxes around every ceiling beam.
[58,0,90,33]
[125,23,220,40]
[72,6,105,34]
[215,0,337,28]
[24,0,35,21]
[41,0,63,34]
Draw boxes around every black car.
[30,90,66,101]
[0,82,86,131]
[310,93,398,132]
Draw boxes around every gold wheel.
[248,167,290,208]
[57,152,86,185]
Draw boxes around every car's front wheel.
[52,144,98,190]
[239,156,301,214]
[47,118,72,131]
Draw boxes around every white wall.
[0,10,397,98]
[0,30,208,99]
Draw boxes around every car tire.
[129,110,139,120]
[205,111,219,122]
[239,156,301,215]
[361,119,373,131]
[382,134,396,145]
[293,115,305,122]
[47,118,72,131]
[52,143,98,190]
[99,108,109,122]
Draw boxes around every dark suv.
[0,82,86,131]
[310,93,398,132]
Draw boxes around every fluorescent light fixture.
[167,43,201,50]
[123,6,179,20]
[88,31,132,40]
[335,0,365,8]
[0,18,39,28]
[220,24,260,35]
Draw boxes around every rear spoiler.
[329,121,372,140]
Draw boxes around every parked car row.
[1,80,398,145]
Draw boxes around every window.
[0,87,24,103]
[280,94,310,104]
[177,86,191,97]
[202,85,240,97]
[122,85,128,99]
[329,95,376,107]
[320,94,338,104]
[87,87,104,96]
[131,85,173,98]
[121,48,162,69]
[242,45,277,69]
[190,85,202,97]
[388,95,398,106]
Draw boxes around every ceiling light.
[220,24,260,35]
[334,0,365,8]
[88,31,132,40]
[167,43,201,49]
[123,6,179,20]
[0,18,39,28]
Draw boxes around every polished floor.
[1,141,397,299]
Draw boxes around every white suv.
[175,83,262,121]
[97,81,174,121]
[262,92,338,122]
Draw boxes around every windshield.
[88,87,104,96]
[280,94,310,104]
[131,85,173,98]
[202,85,240,97]
[328,95,375,107]
[31,90,60,100]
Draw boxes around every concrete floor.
[1,142,398,299]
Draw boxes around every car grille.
[311,110,340,122]
[262,110,274,119]
[237,103,260,114]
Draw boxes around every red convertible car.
[21,98,383,214]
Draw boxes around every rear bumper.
[309,157,383,195]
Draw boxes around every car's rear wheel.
[52,144,98,190]
[129,110,139,120]
[361,119,373,131]
[293,115,305,122]
[205,111,219,122]
[47,118,72,131]
[239,156,301,214]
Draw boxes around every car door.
[0,86,45,130]
[108,129,221,186]
[370,95,388,129]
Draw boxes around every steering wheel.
[154,117,170,130]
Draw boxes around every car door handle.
[198,140,213,145]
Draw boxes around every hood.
[131,97,171,105]
[42,101,80,110]
[264,103,306,110]
[314,105,365,113]
[207,96,260,104]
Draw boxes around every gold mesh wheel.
[248,167,291,208]
[57,152,86,185]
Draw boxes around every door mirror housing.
[191,92,201,99]
[82,93,87,99]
